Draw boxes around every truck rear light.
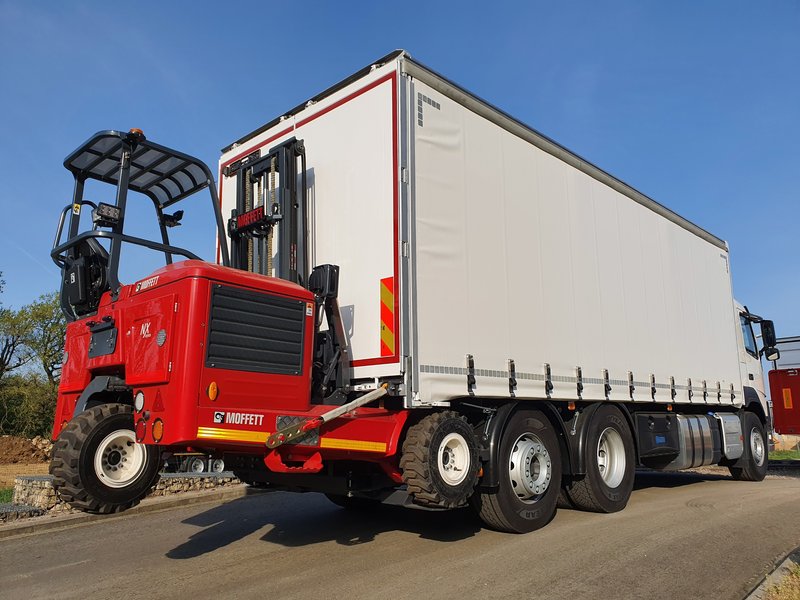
[134,391,145,412]
[135,419,146,442]
[152,419,164,443]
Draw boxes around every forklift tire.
[562,405,635,513]
[400,411,480,508]
[50,404,161,514]
[469,409,561,533]
[729,411,768,482]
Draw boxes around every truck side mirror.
[764,347,780,362]
[761,319,777,348]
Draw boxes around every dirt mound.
[0,436,50,464]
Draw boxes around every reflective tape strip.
[320,438,387,453]
[380,276,395,357]
[197,427,269,444]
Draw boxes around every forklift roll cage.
[51,129,231,320]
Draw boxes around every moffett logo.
[135,276,159,293]
[213,412,225,424]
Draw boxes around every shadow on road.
[166,490,480,559]
[167,470,741,558]
[633,469,731,490]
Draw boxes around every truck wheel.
[470,410,561,533]
[563,405,635,513]
[50,404,161,514]
[400,411,480,508]
[210,458,225,473]
[729,412,768,481]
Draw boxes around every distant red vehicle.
[769,337,800,435]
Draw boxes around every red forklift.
[50,129,409,515]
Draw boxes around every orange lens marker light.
[152,419,164,443]
[208,381,219,401]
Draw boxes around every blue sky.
[0,1,798,334]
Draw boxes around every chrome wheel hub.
[508,433,552,503]
[750,427,765,466]
[597,427,626,488]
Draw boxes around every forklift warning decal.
[196,427,387,452]
[197,427,268,444]
[380,277,395,357]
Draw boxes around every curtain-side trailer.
[49,51,779,533]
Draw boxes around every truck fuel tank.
[637,413,741,470]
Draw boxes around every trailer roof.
[66,130,213,208]
[223,50,727,251]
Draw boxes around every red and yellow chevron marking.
[380,276,395,357]
[197,427,269,444]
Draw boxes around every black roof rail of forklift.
[64,129,217,209]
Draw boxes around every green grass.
[0,487,12,503]
[771,449,800,461]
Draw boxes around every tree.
[0,283,66,437]
[25,293,66,385]
[0,305,33,381]
[0,372,56,437]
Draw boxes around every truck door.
[738,312,766,397]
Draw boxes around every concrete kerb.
[0,484,268,540]
[745,547,800,600]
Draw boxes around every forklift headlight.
[134,391,145,412]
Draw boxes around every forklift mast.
[225,138,308,287]
[224,138,350,401]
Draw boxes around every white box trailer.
[220,50,744,410]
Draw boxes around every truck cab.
[735,301,780,425]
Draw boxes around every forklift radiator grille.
[206,285,306,375]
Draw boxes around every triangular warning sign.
[152,390,165,412]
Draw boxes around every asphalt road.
[2,471,799,600]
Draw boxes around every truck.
[48,50,780,533]
[769,337,800,436]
